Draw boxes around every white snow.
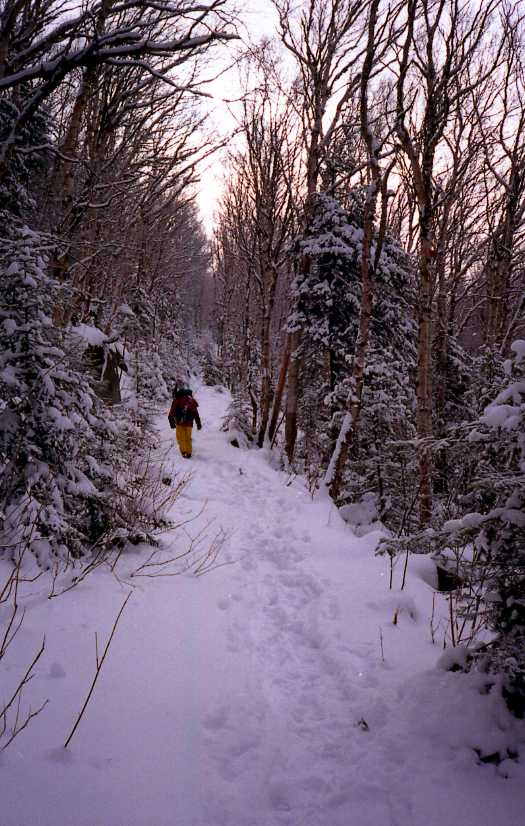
[117,303,135,317]
[47,405,75,430]
[2,318,17,335]
[443,512,486,532]
[1,383,525,826]
[0,365,18,384]
[70,323,108,347]
[511,339,525,363]
[481,404,515,428]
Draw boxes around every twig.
[1,699,49,752]
[1,638,48,751]
[64,592,132,748]
[400,548,410,590]
[388,551,395,590]
[430,593,437,645]
[1,637,46,723]
[449,594,457,648]
[193,528,228,576]
[48,539,109,599]
[270,411,286,449]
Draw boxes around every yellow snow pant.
[176,424,193,457]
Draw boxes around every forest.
[0,1,525,820]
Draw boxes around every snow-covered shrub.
[339,344,418,529]
[457,340,525,715]
[0,223,180,567]
[221,391,254,448]
[293,343,332,487]
[435,336,473,425]
[108,286,182,411]
[431,340,489,510]
[381,341,525,715]
[155,327,188,400]
[291,193,364,371]
[68,322,128,406]
[127,345,169,409]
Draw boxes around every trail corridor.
[2,384,524,826]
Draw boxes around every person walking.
[168,386,202,458]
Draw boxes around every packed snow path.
[2,383,525,826]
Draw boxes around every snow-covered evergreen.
[289,192,417,519]
[442,340,525,714]
[0,222,116,565]
[382,341,525,714]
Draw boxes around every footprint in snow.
[324,598,341,620]
[269,782,292,812]
[300,775,332,794]
[217,593,242,610]
[48,662,66,678]
[202,706,229,730]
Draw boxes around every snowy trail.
[159,387,411,825]
[2,383,525,826]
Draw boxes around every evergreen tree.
[0,223,116,564]
[340,342,417,528]
[289,192,417,518]
[450,340,525,715]
[201,344,224,387]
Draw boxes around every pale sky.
[196,0,279,233]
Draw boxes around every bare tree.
[44,60,215,323]
[392,0,503,525]
[478,18,525,352]
[237,62,299,445]
[0,0,237,172]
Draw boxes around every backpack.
[176,394,196,425]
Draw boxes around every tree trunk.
[326,0,382,501]
[268,337,291,443]
[257,266,278,447]
[284,99,322,462]
[484,233,513,349]
[434,264,449,426]
[284,328,302,463]
[416,229,434,527]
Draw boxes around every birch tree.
[392,0,503,526]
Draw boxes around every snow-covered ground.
[2,383,525,826]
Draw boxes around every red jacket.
[168,395,201,428]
